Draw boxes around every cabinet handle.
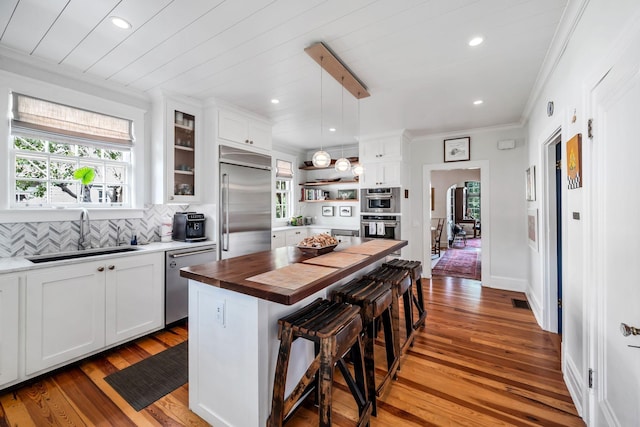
[169,195,174,200]
[245,139,250,143]
[108,265,115,270]
[97,266,104,272]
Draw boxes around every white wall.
[525,0,640,418]
[411,125,527,290]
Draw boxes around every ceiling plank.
[1,0,68,53]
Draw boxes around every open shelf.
[300,199,358,203]
[300,180,359,186]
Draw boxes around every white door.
[589,28,640,426]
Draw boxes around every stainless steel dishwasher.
[165,245,216,325]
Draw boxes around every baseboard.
[525,288,544,328]
[485,275,527,292]
[564,354,584,418]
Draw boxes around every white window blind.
[276,159,293,178]
[11,93,134,149]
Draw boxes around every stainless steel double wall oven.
[360,187,401,249]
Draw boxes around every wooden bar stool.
[363,266,414,355]
[383,259,428,330]
[332,277,399,416]
[268,298,372,427]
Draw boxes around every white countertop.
[0,240,216,274]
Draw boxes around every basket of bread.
[297,233,339,255]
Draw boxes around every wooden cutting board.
[341,239,400,255]
[302,252,369,268]
[246,263,338,290]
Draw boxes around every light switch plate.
[215,300,226,327]
[572,212,580,220]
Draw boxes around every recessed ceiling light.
[270,99,280,104]
[329,127,336,132]
[110,16,132,29]
[473,100,484,105]
[468,36,484,47]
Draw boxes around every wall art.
[566,133,582,189]
[526,166,536,201]
[444,136,470,162]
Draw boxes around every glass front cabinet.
[153,97,202,204]
[171,110,196,200]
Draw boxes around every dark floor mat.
[104,341,188,411]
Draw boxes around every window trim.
[0,73,147,215]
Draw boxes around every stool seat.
[383,259,428,331]
[333,277,399,415]
[269,298,371,427]
[364,266,415,354]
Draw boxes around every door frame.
[423,160,490,284]
[542,128,562,334]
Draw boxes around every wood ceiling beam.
[304,42,370,99]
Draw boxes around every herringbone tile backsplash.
[0,205,185,257]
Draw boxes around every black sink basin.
[27,246,141,263]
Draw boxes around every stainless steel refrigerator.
[219,145,272,259]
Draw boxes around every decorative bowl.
[296,243,337,255]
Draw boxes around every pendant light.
[335,76,351,172]
[352,91,364,176]
[312,56,331,168]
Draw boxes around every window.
[10,93,134,208]
[465,181,480,220]
[275,159,293,219]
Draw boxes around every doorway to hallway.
[423,160,490,284]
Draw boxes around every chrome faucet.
[78,208,91,250]
[116,226,127,246]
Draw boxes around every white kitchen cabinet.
[359,132,409,188]
[285,228,308,246]
[152,96,203,204]
[272,231,286,249]
[25,252,164,376]
[360,162,402,188]
[25,261,106,375]
[359,136,404,163]
[105,252,163,346]
[0,274,20,387]
[218,109,272,153]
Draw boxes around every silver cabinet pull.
[620,323,640,336]
[97,266,104,272]
[108,265,115,270]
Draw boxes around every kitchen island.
[180,238,406,427]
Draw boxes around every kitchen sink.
[26,246,141,263]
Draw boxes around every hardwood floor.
[0,277,584,426]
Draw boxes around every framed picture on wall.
[339,206,352,217]
[526,166,536,201]
[528,208,538,251]
[322,206,334,216]
[444,137,471,162]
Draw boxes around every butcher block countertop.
[180,238,407,305]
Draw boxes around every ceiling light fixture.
[468,36,484,47]
[270,98,279,104]
[473,100,484,105]
[311,55,331,168]
[352,91,364,177]
[110,16,132,29]
[305,42,370,100]
[329,127,336,132]
[306,42,369,170]
[335,76,351,173]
